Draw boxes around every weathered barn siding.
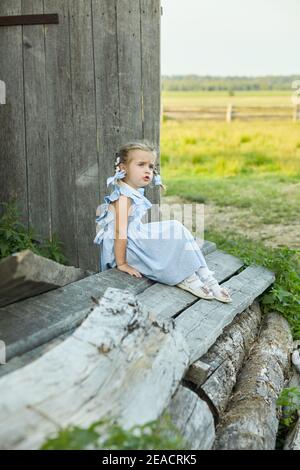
[0,0,161,271]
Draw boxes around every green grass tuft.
[205,228,300,339]
[0,200,67,265]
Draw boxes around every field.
[160,90,300,338]
[162,90,294,108]
[160,91,300,249]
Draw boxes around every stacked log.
[283,346,300,450]
[184,301,262,417]
[0,288,192,449]
[214,312,293,449]
[167,385,215,450]
[0,268,291,450]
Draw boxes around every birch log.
[214,312,293,450]
[284,418,300,450]
[283,366,300,450]
[0,287,190,450]
[167,385,215,450]
[185,301,261,416]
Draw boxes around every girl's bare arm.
[111,195,142,278]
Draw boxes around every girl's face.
[121,149,156,189]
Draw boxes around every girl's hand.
[117,263,143,278]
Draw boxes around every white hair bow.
[106,169,126,187]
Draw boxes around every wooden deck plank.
[0,240,215,361]
[0,249,88,307]
[137,249,244,322]
[0,269,153,361]
[175,265,275,364]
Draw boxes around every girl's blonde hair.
[114,141,166,191]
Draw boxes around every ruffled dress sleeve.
[93,183,152,246]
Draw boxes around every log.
[0,267,153,362]
[0,329,74,379]
[284,415,300,450]
[0,243,232,363]
[185,301,261,416]
[283,358,300,450]
[291,344,300,374]
[0,249,89,307]
[167,385,215,450]
[214,312,293,450]
[0,287,190,450]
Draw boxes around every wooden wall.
[0,0,161,271]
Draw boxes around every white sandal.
[177,274,214,300]
[202,277,232,303]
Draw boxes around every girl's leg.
[196,266,232,303]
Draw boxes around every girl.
[94,142,231,303]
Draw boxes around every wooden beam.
[0,14,59,27]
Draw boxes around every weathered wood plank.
[167,385,215,450]
[175,265,275,364]
[140,0,161,218]
[214,312,293,450]
[137,248,244,323]
[43,0,76,265]
[198,239,216,255]
[92,0,120,273]
[116,0,142,140]
[185,301,262,415]
[0,239,216,359]
[69,0,99,272]
[0,268,153,361]
[0,0,27,224]
[22,0,51,241]
[0,288,190,450]
[0,0,161,272]
[0,249,88,307]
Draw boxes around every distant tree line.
[161,75,299,92]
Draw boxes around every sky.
[161,0,300,76]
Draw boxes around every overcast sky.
[161,0,300,76]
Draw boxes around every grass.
[161,119,300,177]
[161,98,300,226]
[205,228,300,339]
[161,91,300,339]
[0,201,67,265]
[162,90,294,108]
[163,175,300,225]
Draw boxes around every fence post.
[293,104,299,122]
[226,103,233,122]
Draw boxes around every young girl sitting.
[94,142,231,303]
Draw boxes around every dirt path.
[161,196,300,250]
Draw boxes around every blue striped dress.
[93,181,208,285]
